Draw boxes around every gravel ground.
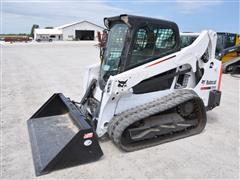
[1,42,239,179]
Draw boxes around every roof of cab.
[104,14,178,29]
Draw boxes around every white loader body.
[83,30,222,137]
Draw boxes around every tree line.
[0,25,54,38]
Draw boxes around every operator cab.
[99,14,181,89]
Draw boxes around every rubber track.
[108,89,207,152]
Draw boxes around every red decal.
[145,55,176,68]
[218,64,223,91]
[84,132,93,139]
[201,87,211,90]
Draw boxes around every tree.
[30,24,39,38]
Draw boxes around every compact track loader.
[28,15,222,176]
[216,33,240,73]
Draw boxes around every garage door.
[75,30,94,40]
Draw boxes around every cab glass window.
[216,34,225,54]
[127,26,176,69]
[100,23,128,82]
[225,34,236,48]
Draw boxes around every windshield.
[100,23,128,83]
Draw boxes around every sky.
[1,0,239,34]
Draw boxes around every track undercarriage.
[108,89,207,151]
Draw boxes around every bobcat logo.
[118,80,128,87]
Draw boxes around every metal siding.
[61,21,104,41]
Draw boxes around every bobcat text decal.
[201,80,217,90]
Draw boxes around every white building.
[34,20,104,41]
[57,20,104,41]
[34,29,63,42]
